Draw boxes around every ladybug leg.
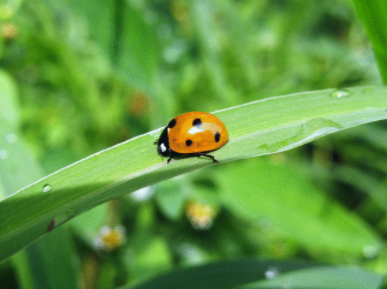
[167,150,174,164]
[196,152,219,163]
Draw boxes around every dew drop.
[42,184,52,193]
[330,89,351,98]
[0,149,8,160]
[4,132,17,144]
[363,245,378,259]
[265,268,278,280]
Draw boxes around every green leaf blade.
[0,86,386,263]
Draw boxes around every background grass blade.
[241,266,384,289]
[0,86,386,263]
[0,70,19,128]
[352,0,387,84]
[0,79,80,288]
[216,158,381,256]
[118,258,383,289]
[123,259,314,289]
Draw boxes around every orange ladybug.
[156,112,229,163]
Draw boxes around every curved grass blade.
[0,86,386,263]
[118,258,383,289]
[122,259,314,289]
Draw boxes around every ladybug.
[156,112,229,163]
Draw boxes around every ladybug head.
[157,127,170,157]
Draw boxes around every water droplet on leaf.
[330,89,351,98]
[42,184,52,193]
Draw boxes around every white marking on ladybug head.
[159,143,167,153]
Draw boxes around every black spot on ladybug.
[168,119,177,128]
[215,132,220,142]
[192,118,202,126]
[186,139,193,146]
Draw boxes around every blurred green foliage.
[1,0,387,288]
